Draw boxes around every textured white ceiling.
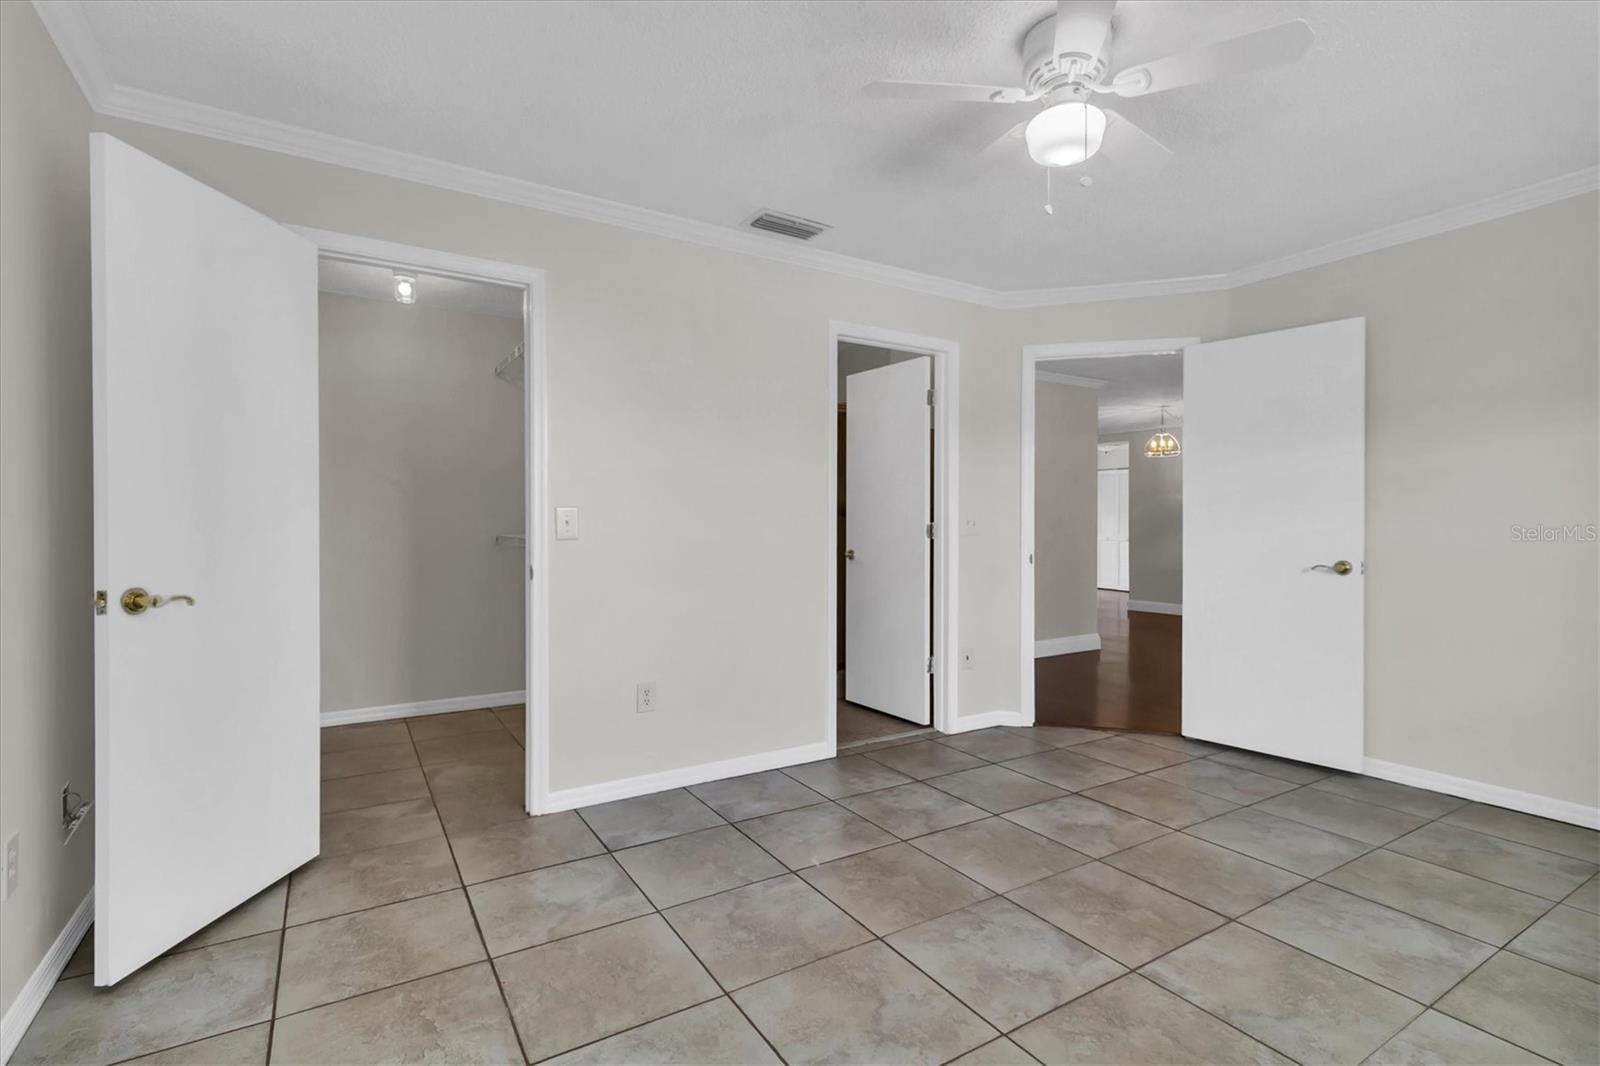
[1041,351,1182,433]
[318,257,523,318]
[60,0,1599,291]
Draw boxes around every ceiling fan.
[866,1,1314,181]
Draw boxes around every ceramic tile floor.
[15,712,1600,1065]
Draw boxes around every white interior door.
[845,357,932,724]
[1182,318,1365,770]
[92,134,320,984]
[1097,468,1129,591]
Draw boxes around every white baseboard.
[321,690,525,728]
[2,889,93,1064]
[1128,600,1182,615]
[947,710,1031,733]
[543,740,834,813]
[1363,758,1600,830]
[1034,634,1102,658]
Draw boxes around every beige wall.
[319,292,524,712]
[1035,382,1101,643]
[1225,196,1599,811]
[0,1,96,1019]
[1098,431,1184,607]
[3,1,1596,1014]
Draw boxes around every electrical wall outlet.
[4,833,18,901]
[635,682,659,714]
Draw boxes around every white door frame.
[293,228,553,814]
[1019,338,1198,722]
[829,321,960,743]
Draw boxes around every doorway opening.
[828,323,959,750]
[315,255,531,811]
[304,229,550,817]
[1021,339,1196,736]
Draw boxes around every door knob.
[120,587,197,615]
[844,549,856,561]
[1307,560,1353,576]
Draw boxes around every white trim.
[320,690,525,728]
[945,710,1031,734]
[1034,634,1103,657]
[1127,600,1183,615]
[1021,338,1201,723]
[1036,371,1106,389]
[291,228,552,815]
[828,322,960,742]
[1,890,93,1064]
[543,741,835,813]
[1363,758,1600,831]
[30,5,1597,311]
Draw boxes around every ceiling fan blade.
[1054,0,1117,62]
[976,120,1029,163]
[1096,110,1172,174]
[864,80,1034,104]
[1107,19,1314,98]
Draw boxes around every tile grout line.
[410,715,537,1066]
[262,870,293,1063]
[64,718,1594,1066]
[566,803,793,1066]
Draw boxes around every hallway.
[1036,591,1181,734]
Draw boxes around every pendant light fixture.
[1144,406,1181,458]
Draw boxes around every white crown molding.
[34,1,1600,311]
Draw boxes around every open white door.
[1182,318,1365,770]
[92,134,319,984]
[844,358,932,724]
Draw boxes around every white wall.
[1013,193,1598,812]
[319,292,524,712]
[1226,196,1599,814]
[0,0,96,1023]
[3,3,1597,1016]
[1034,381,1100,643]
[69,119,1021,794]
[1098,430,1184,607]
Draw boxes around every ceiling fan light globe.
[1025,101,1106,167]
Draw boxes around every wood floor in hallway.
[1036,590,1182,733]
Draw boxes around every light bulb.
[1025,102,1106,168]
[393,273,417,304]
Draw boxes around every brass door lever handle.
[121,587,197,615]
[1306,560,1354,576]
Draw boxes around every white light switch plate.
[555,507,579,540]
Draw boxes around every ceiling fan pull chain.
[1044,166,1054,215]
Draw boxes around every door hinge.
[926,656,935,674]
[93,590,107,616]
[926,388,935,407]
[926,522,934,539]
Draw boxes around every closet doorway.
[316,255,531,802]
[306,230,550,820]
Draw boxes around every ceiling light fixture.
[392,272,417,305]
[1025,100,1106,168]
[1145,406,1181,458]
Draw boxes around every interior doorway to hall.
[835,341,936,747]
[1032,351,1184,733]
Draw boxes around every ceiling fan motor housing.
[1021,14,1110,96]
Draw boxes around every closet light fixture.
[1144,407,1181,458]
[392,272,417,305]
